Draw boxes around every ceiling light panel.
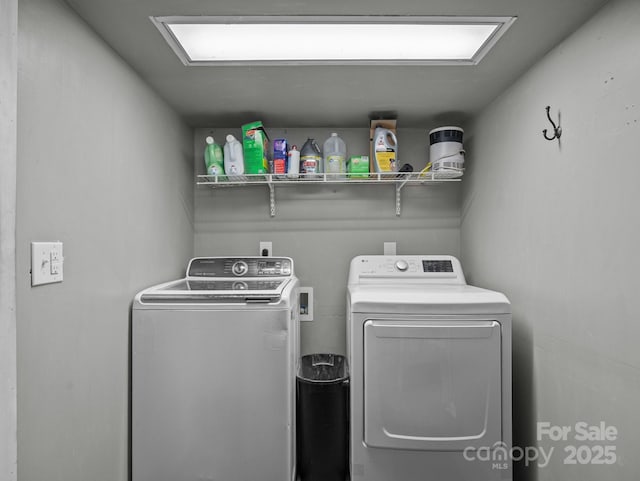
[151,16,516,66]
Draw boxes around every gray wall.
[0,0,18,478]
[461,0,640,479]
[16,1,194,480]
[194,127,461,354]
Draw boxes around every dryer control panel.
[187,257,293,278]
[348,255,466,285]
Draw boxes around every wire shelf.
[196,169,463,217]
[196,170,463,187]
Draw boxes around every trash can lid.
[297,353,349,383]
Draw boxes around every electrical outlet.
[384,242,397,255]
[299,287,314,321]
[260,241,273,257]
[31,241,64,286]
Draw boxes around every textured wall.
[0,0,18,478]
[16,1,194,479]
[461,1,640,479]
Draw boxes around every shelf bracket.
[267,180,276,217]
[395,177,410,216]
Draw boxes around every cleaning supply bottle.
[272,139,288,176]
[300,138,322,178]
[223,134,245,180]
[372,127,398,173]
[287,145,300,179]
[204,136,225,179]
[323,132,347,178]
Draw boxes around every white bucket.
[429,126,465,172]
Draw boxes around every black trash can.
[296,353,349,481]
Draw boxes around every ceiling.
[64,0,610,128]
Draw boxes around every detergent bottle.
[372,127,398,173]
[300,138,322,178]
[204,136,225,179]
[323,132,347,178]
[223,134,245,180]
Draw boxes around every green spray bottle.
[204,136,225,179]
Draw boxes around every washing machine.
[347,255,512,481]
[132,257,299,481]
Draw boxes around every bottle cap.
[226,134,235,143]
[206,136,214,144]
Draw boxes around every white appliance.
[132,257,299,481]
[347,255,512,481]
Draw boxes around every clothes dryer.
[132,257,299,481]
[347,255,512,481]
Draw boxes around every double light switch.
[31,241,64,286]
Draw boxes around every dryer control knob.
[395,260,409,272]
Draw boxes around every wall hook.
[542,105,562,141]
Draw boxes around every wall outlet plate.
[259,241,273,257]
[31,241,63,286]
[384,242,397,255]
[299,287,313,321]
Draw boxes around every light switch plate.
[31,241,64,286]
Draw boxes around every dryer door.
[363,319,502,451]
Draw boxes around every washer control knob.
[395,260,409,272]
[232,261,249,276]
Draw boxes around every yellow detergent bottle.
[372,127,398,173]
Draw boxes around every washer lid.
[349,284,510,315]
[164,279,285,291]
[135,256,297,306]
[137,278,292,304]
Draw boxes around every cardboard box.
[347,155,370,178]
[242,121,270,175]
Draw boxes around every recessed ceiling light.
[151,16,516,66]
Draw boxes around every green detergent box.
[348,155,370,178]
[242,121,270,175]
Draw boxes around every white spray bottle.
[287,145,300,179]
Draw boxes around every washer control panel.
[187,257,293,278]
[349,255,465,284]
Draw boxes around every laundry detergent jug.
[204,136,225,179]
[372,127,398,173]
[223,134,245,181]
